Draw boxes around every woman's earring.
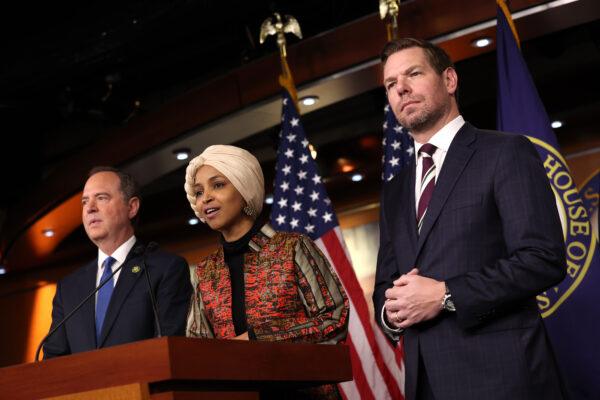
[243,205,255,217]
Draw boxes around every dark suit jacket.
[374,123,567,400]
[44,243,192,358]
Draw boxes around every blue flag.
[496,1,600,398]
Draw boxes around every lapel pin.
[131,266,141,273]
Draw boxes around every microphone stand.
[141,242,162,337]
[34,260,127,362]
[34,243,149,362]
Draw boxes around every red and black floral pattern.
[193,224,348,344]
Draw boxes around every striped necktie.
[96,256,116,342]
[417,143,437,233]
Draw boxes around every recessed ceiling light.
[471,37,493,48]
[351,173,364,182]
[174,148,191,160]
[43,229,55,238]
[188,217,199,226]
[551,120,563,129]
[265,194,274,204]
[300,96,319,106]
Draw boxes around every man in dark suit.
[44,167,192,358]
[373,38,567,400]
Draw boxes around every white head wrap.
[184,145,264,221]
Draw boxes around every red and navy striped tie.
[417,143,437,233]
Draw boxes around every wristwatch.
[441,283,456,312]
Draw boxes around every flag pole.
[497,0,521,48]
[259,12,303,108]
[379,0,400,41]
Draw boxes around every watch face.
[444,295,456,312]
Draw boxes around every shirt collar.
[413,115,465,158]
[98,235,137,268]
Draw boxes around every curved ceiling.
[1,0,599,273]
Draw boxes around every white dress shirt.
[95,235,137,304]
[413,115,465,214]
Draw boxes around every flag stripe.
[321,230,404,399]
[373,321,405,387]
[345,334,376,400]
[338,379,356,400]
[347,300,392,398]
[318,238,393,399]
[333,228,405,391]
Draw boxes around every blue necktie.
[96,256,116,342]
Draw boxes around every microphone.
[34,243,154,362]
[141,241,162,338]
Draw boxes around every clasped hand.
[384,268,446,329]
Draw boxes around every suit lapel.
[79,260,98,349]
[403,161,418,253]
[389,160,418,269]
[97,246,144,347]
[415,124,476,259]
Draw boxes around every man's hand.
[384,268,446,329]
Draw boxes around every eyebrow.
[81,192,111,201]
[404,65,421,74]
[384,64,424,83]
[194,174,226,187]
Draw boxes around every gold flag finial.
[259,12,302,59]
[379,0,400,41]
[260,12,303,107]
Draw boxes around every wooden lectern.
[0,337,352,400]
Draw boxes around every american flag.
[378,101,414,397]
[270,89,405,399]
[382,103,414,182]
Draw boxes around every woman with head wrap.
[184,145,348,399]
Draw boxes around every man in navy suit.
[44,167,191,358]
[373,38,567,400]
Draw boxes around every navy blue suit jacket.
[374,123,567,400]
[44,243,192,358]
